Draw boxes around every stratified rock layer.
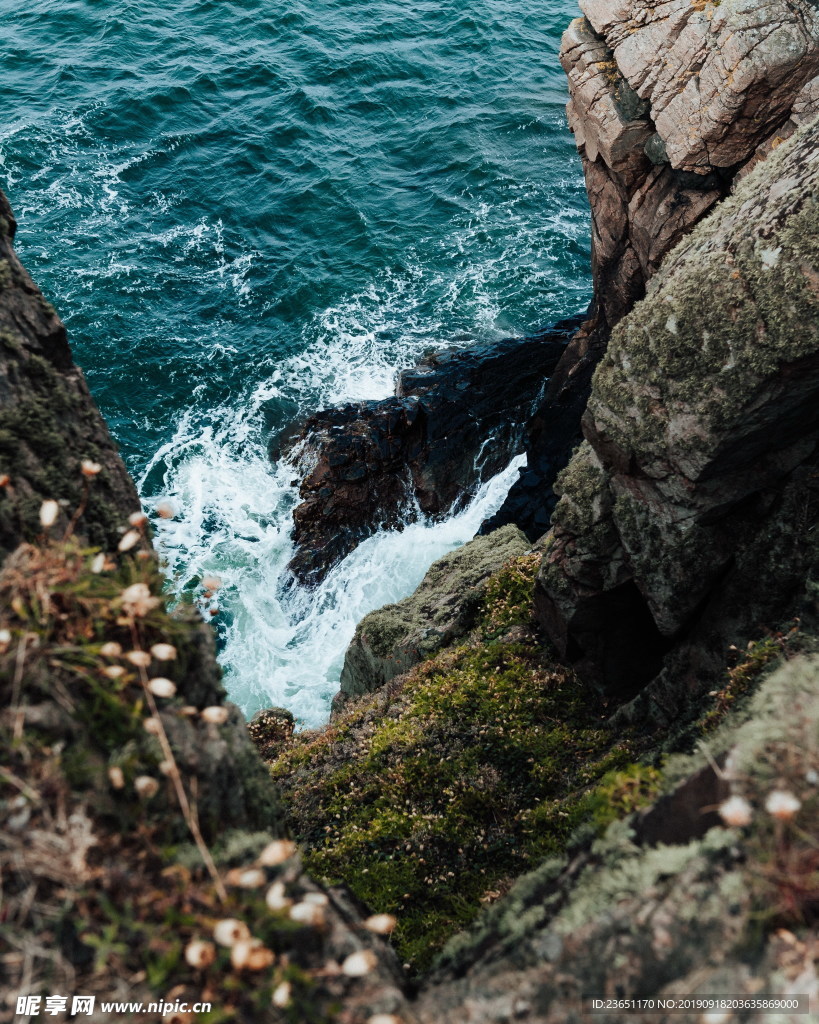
[562,0,819,333]
[489,1,819,541]
[537,116,819,705]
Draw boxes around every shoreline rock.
[283,317,581,584]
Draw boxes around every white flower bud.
[134,775,159,799]
[118,529,141,552]
[272,982,292,1008]
[265,882,292,912]
[148,677,177,699]
[289,901,325,927]
[365,913,397,935]
[201,706,229,725]
[120,583,159,617]
[258,839,297,867]
[126,650,152,667]
[39,500,59,528]
[213,918,250,947]
[341,949,378,977]
[230,938,274,971]
[81,460,102,477]
[151,643,177,661]
[108,766,125,789]
[184,939,216,969]
[226,868,266,889]
[765,789,801,820]
[718,795,753,827]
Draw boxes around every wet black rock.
[284,316,583,584]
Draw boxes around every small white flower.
[91,552,106,574]
[150,643,177,661]
[184,939,216,969]
[120,583,159,617]
[226,868,266,889]
[118,529,141,552]
[103,665,126,679]
[108,766,125,789]
[143,716,162,735]
[213,918,250,947]
[230,938,274,971]
[126,650,152,667]
[39,499,59,529]
[272,982,292,1008]
[155,500,176,519]
[0,628,11,647]
[134,775,160,799]
[368,1016,403,1024]
[148,677,176,699]
[265,882,292,912]
[81,459,102,477]
[200,705,229,725]
[128,511,148,527]
[258,839,297,867]
[289,901,326,927]
[365,913,397,936]
[718,795,753,827]
[303,892,329,907]
[765,789,801,821]
[100,641,122,657]
[341,949,377,977]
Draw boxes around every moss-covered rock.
[537,115,819,704]
[272,555,647,972]
[414,650,819,1023]
[336,525,531,709]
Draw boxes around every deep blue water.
[0,0,590,725]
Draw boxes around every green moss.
[271,560,647,971]
[588,762,664,830]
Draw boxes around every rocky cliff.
[488,0,819,538]
[5,0,819,1020]
[0,192,141,557]
[537,114,819,719]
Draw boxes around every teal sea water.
[1,0,590,725]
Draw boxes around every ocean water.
[0,0,590,726]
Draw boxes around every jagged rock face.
[486,1,819,541]
[562,0,819,333]
[536,117,819,699]
[0,190,141,557]
[336,524,530,710]
[415,654,819,1023]
[286,324,574,584]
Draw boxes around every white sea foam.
[142,276,528,729]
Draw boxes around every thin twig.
[128,618,228,904]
